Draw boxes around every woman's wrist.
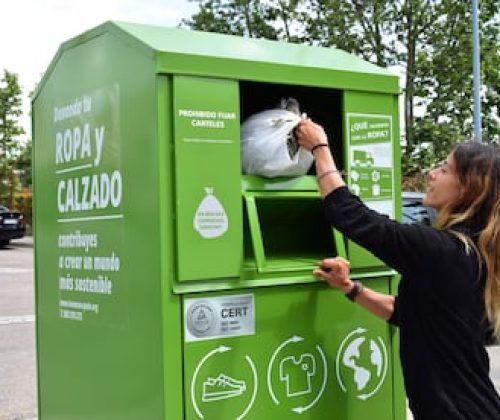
[345,281,364,302]
[313,145,345,195]
[341,280,355,294]
[311,143,329,155]
[312,144,331,156]
[313,146,336,168]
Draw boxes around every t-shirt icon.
[279,354,316,397]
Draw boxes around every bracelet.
[311,143,329,154]
[316,169,343,181]
[345,281,364,302]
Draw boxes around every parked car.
[0,205,26,246]
[402,192,436,226]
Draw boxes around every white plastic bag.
[241,109,314,178]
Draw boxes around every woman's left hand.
[314,257,353,293]
[295,119,328,151]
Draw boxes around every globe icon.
[336,328,387,400]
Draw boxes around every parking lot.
[0,237,37,420]
[1,237,499,420]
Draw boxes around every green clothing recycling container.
[32,21,405,419]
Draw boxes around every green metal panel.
[242,190,346,273]
[157,75,185,419]
[32,20,405,420]
[117,22,387,74]
[183,281,394,419]
[388,99,405,420]
[343,91,401,271]
[113,21,398,94]
[341,91,405,419]
[34,21,399,102]
[33,32,165,419]
[173,76,243,281]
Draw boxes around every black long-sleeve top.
[324,187,500,419]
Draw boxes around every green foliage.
[182,0,309,41]
[414,0,500,163]
[305,0,399,67]
[0,69,29,210]
[184,0,499,182]
[16,139,32,187]
[182,0,280,38]
[0,70,24,161]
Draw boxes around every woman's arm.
[297,120,402,323]
[317,258,396,322]
[354,288,396,322]
[297,119,445,279]
[295,120,344,197]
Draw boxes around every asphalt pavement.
[0,237,37,420]
[0,236,499,420]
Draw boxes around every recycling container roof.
[35,20,400,97]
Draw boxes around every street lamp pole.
[472,0,482,143]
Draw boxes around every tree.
[183,0,312,41]
[410,0,500,177]
[14,138,32,227]
[393,1,439,166]
[182,0,279,38]
[302,0,396,66]
[16,139,31,187]
[182,1,500,183]
[0,69,25,208]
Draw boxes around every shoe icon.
[202,373,246,402]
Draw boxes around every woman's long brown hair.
[434,142,500,337]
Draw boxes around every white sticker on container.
[185,294,255,342]
[193,187,228,239]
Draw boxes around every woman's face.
[423,153,463,211]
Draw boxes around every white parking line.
[0,268,33,274]
[0,315,35,325]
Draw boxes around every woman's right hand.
[314,257,353,293]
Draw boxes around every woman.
[296,119,500,419]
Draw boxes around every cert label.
[184,294,255,342]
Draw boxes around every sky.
[0,0,198,141]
